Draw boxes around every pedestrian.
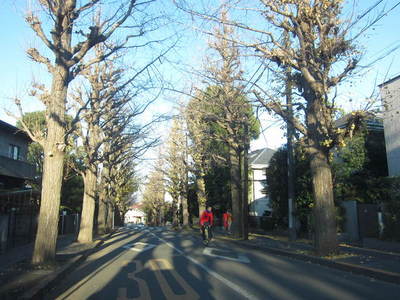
[223,210,232,233]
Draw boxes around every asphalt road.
[45,227,400,300]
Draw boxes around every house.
[0,120,36,190]
[379,74,400,177]
[334,112,384,132]
[124,203,146,224]
[0,120,38,252]
[248,147,276,217]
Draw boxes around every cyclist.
[200,206,214,241]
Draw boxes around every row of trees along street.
[143,0,394,256]
[12,0,172,265]
[10,0,398,266]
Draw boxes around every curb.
[339,244,400,259]
[22,231,115,299]
[231,240,400,285]
[110,228,400,286]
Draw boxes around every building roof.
[334,112,383,132]
[378,73,400,88]
[0,119,31,141]
[130,203,144,211]
[249,147,276,166]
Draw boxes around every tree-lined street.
[1,1,400,299]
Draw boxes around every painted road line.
[122,242,157,252]
[118,261,151,300]
[203,247,250,263]
[148,259,199,299]
[149,232,260,300]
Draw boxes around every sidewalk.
[0,232,113,300]
[214,229,400,285]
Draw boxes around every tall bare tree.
[143,165,166,226]
[163,116,190,227]
[70,51,122,242]
[187,10,258,239]
[175,0,380,254]
[15,0,161,264]
[247,0,365,255]
[99,107,157,232]
[186,97,213,216]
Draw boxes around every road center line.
[148,231,259,300]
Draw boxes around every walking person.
[223,209,232,234]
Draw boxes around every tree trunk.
[306,95,338,255]
[181,194,189,227]
[196,174,207,216]
[230,147,243,239]
[78,169,97,243]
[102,166,112,233]
[32,69,67,265]
[310,149,338,255]
[97,194,107,235]
[97,144,109,235]
[172,197,179,226]
[32,148,64,264]
[106,203,114,231]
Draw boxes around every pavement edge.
[21,231,115,300]
[232,239,400,285]
[182,227,400,286]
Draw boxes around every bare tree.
[162,116,190,227]
[185,10,258,239]
[14,0,166,264]
[98,107,158,232]
[175,0,380,254]
[185,97,212,216]
[70,49,122,242]
[142,165,166,226]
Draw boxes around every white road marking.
[203,247,250,263]
[122,242,156,252]
[148,231,259,300]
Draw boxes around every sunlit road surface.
[46,227,400,300]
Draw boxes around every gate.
[357,203,379,238]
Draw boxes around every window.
[262,169,267,176]
[260,180,268,195]
[8,144,20,160]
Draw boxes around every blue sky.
[0,0,399,154]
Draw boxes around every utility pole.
[284,29,297,241]
[182,129,190,227]
[242,121,249,240]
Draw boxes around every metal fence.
[0,190,39,252]
[58,213,80,235]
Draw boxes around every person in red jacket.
[223,210,232,233]
[200,206,214,241]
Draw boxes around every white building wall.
[124,208,145,224]
[381,77,400,176]
[250,165,270,216]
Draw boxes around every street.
[46,227,400,300]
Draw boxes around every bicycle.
[202,224,212,246]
